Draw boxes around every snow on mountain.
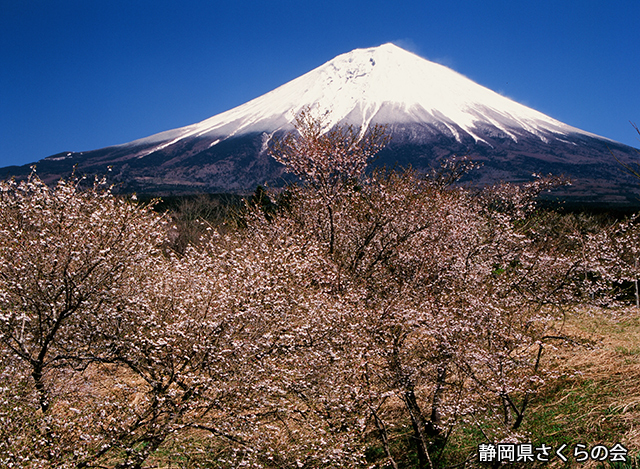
[127,43,601,158]
[4,43,639,204]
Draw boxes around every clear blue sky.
[1,0,639,168]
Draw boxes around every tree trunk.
[635,258,639,308]
[32,362,50,414]
[370,406,399,469]
[426,363,447,451]
[327,203,335,255]
[403,388,433,469]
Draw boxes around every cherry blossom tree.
[0,172,167,466]
[0,113,618,468]
[270,107,390,254]
[585,213,640,307]
[266,112,592,468]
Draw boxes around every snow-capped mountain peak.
[128,43,596,156]
[7,43,638,204]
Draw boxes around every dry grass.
[523,306,640,466]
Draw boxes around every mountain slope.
[3,43,639,204]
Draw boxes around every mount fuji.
[4,43,639,204]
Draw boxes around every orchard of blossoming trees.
[1,111,639,468]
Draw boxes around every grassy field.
[520,306,640,468]
[432,306,640,468]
